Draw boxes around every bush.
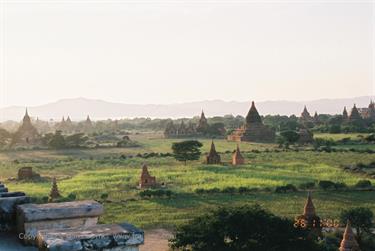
[221,187,237,194]
[355,180,372,189]
[298,182,316,190]
[100,193,109,200]
[139,189,173,198]
[238,187,251,194]
[319,180,336,190]
[275,184,298,193]
[334,182,347,190]
[67,193,77,201]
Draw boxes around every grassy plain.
[0,134,374,229]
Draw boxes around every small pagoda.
[296,192,322,239]
[206,140,221,164]
[339,221,361,251]
[139,164,156,188]
[232,145,245,165]
[49,177,61,202]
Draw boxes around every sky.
[0,0,374,107]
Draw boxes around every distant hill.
[0,96,373,121]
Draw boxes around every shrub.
[139,189,173,198]
[238,187,250,194]
[319,180,336,190]
[100,193,109,200]
[355,180,372,189]
[67,193,77,201]
[275,184,297,193]
[298,182,316,190]
[207,188,221,194]
[221,187,237,194]
[334,182,347,190]
[195,188,205,194]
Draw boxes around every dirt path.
[140,229,173,251]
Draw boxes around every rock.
[37,223,144,251]
[0,192,26,198]
[17,200,104,222]
[17,167,41,181]
[0,196,31,232]
[0,188,9,193]
[17,200,104,245]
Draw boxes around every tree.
[170,205,322,251]
[172,140,203,165]
[48,130,66,149]
[0,128,11,146]
[340,207,374,244]
[277,130,299,148]
[65,133,88,148]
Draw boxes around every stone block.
[0,196,31,232]
[0,187,9,193]
[17,200,104,245]
[36,223,144,251]
[0,192,26,198]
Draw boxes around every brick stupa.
[296,192,322,239]
[232,145,245,165]
[339,221,361,251]
[206,140,221,164]
[49,177,61,202]
[139,164,156,188]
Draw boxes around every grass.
[1,136,375,230]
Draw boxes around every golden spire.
[339,221,360,251]
[303,192,316,218]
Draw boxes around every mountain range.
[0,96,373,122]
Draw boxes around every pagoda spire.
[303,192,316,218]
[49,177,61,201]
[209,140,216,154]
[343,106,349,120]
[349,104,362,121]
[339,221,360,251]
[246,101,262,124]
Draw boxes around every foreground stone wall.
[37,223,144,251]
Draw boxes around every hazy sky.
[0,0,373,107]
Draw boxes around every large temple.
[196,111,209,133]
[358,100,375,120]
[228,101,275,143]
[56,116,74,133]
[349,104,362,122]
[10,109,41,147]
[299,106,314,124]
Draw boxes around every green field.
[1,136,375,230]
